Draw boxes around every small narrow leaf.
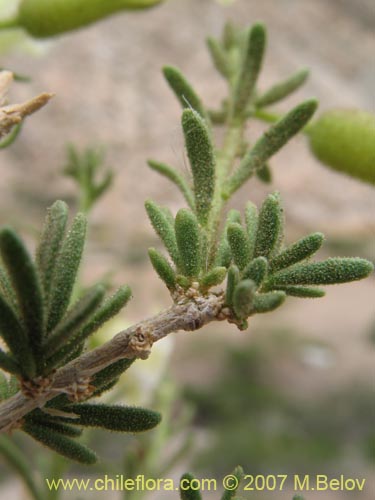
[147,160,195,210]
[0,295,35,377]
[232,23,266,118]
[254,193,284,259]
[22,421,97,464]
[60,404,161,432]
[221,465,244,500]
[200,267,227,289]
[0,266,17,310]
[0,228,44,350]
[180,473,202,500]
[92,358,135,394]
[0,350,21,376]
[163,66,207,120]
[36,200,68,301]
[245,202,258,259]
[242,257,268,287]
[206,37,230,78]
[175,209,201,277]
[225,265,240,307]
[233,279,256,319]
[145,200,179,265]
[148,247,176,290]
[255,68,309,107]
[227,223,251,271]
[44,285,105,357]
[252,291,286,313]
[181,109,216,225]
[270,232,324,272]
[25,416,82,437]
[224,99,318,197]
[274,286,325,298]
[269,258,373,286]
[47,213,87,331]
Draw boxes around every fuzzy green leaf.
[233,279,256,319]
[0,228,44,351]
[180,473,202,500]
[255,68,309,107]
[224,99,318,197]
[221,465,244,500]
[163,66,207,120]
[145,200,179,265]
[36,200,68,301]
[181,109,216,225]
[47,213,87,332]
[148,247,176,290]
[147,160,195,210]
[227,223,251,271]
[22,421,97,464]
[232,23,266,118]
[45,286,132,370]
[242,257,268,287]
[0,266,17,310]
[244,202,258,259]
[214,210,242,267]
[26,415,83,437]
[200,267,227,289]
[254,193,284,259]
[91,358,135,395]
[206,37,231,79]
[252,291,286,313]
[0,295,35,377]
[175,209,201,277]
[44,285,105,357]
[268,258,374,286]
[60,404,161,432]
[270,232,324,272]
[225,265,240,307]
[274,286,325,298]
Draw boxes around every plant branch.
[0,293,224,433]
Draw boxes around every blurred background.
[0,0,374,499]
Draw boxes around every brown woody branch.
[0,293,225,433]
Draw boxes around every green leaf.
[254,193,284,259]
[145,200,179,266]
[255,68,309,107]
[0,349,22,376]
[307,109,375,185]
[25,415,83,437]
[242,257,268,287]
[256,162,272,183]
[233,279,256,319]
[252,291,286,313]
[179,473,202,500]
[274,286,325,298]
[224,99,318,197]
[0,295,35,377]
[36,200,68,302]
[270,232,324,272]
[268,258,374,286]
[175,209,201,278]
[147,160,195,210]
[163,66,207,120]
[91,358,135,395]
[221,465,244,500]
[22,421,97,464]
[45,286,131,370]
[244,202,258,259]
[148,247,176,290]
[60,404,161,432]
[0,266,17,311]
[227,223,251,271]
[0,228,44,352]
[206,37,231,79]
[181,109,216,225]
[47,213,87,332]
[200,267,227,290]
[44,285,105,357]
[225,265,240,307]
[232,23,266,118]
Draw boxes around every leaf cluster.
[0,201,160,463]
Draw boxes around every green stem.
[207,120,245,266]
[0,435,43,500]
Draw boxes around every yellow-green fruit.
[17,0,164,38]
[307,109,375,185]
